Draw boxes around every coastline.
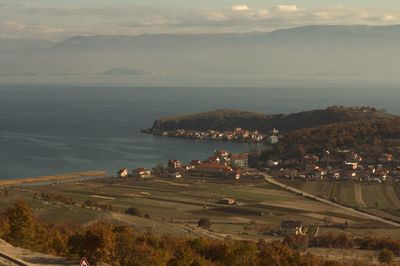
[0,170,108,187]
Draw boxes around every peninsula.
[143,106,395,143]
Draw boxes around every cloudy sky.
[1,0,400,39]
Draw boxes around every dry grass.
[306,248,380,265]
[0,171,107,187]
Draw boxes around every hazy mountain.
[102,68,145,76]
[1,25,400,81]
[0,39,54,52]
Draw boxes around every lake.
[0,84,399,179]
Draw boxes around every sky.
[1,0,400,40]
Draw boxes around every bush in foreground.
[378,248,394,264]
[197,218,211,229]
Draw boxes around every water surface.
[0,85,399,179]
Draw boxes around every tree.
[221,241,258,266]
[125,207,142,217]
[378,248,394,264]
[152,164,166,175]
[293,145,306,158]
[4,200,36,248]
[167,248,210,266]
[70,222,117,265]
[197,218,211,230]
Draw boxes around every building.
[168,160,182,170]
[268,135,279,144]
[133,168,151,179]
[194,162,233,177]
[233,170,241,180]
[280,221,305,236]
[344,161,358,170]
[271,128,279,135]
[218,197,236,205]
[215,150,229,158]
[342,170,357,180]
[267,160,280,168]
[117,168,129,178]
[231,153,249,169]
[169,172,182,179]
[190,160,201,166]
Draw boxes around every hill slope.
[148,106,395,133]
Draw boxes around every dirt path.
[0,239,75,266]
[354,183,367,208]
[262,174,400,228]
[174,224,227,240]
[385,186,400,209]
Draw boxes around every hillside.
[148,106,396,133]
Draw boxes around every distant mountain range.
[1,25,400,81]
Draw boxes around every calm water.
[0,85,399,179]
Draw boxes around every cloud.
[277,5,301,13]
[2,20,26,31]
[3,3,400,39]
[255,9,270,18]
[204,12,229,22]
[382,14,397,22]
[313,11,336,20]
[229,5,250,12]
[0,20,64,38]
[140,17,182,27]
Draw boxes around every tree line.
[261,118,400,160]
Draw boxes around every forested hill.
[148,106,396,133]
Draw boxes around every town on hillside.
[117,145,400,184]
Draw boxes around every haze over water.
[1,84,399,179]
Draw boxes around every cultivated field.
[280,179,400,224]
[0,175,399,240]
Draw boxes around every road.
[262,174,400,228]
[0,251,28,266]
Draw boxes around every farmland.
[280,179,400,223]
[1,175,400,241]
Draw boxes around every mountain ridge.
[2,24,400,81]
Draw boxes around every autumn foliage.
[0,200,394,266]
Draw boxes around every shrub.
[125,207,142,217]
[197,218,211,229]
[378,248,394,264]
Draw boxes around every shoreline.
[0,170,108,187]
[141,128,273,144]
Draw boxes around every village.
[118,146,400,184]
[148,127,280,144]
[117,149,253,181]
[266,149,400,184]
